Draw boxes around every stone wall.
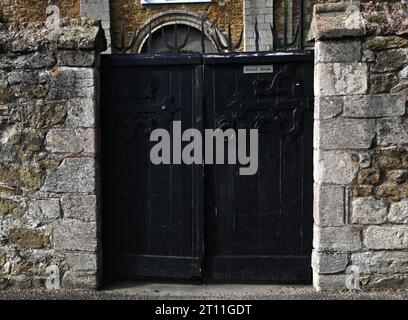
[313,2,408,291]
[244,0,273,51]
[0,0,80,22]
[0,19,105,289]
[80,0,111,53]
[243,0,316,51]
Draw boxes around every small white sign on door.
[243,65,274,74]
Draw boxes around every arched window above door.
[132,11,228,54]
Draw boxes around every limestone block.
[351,197,388,225]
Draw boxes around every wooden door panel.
[102,54,204,279]
[203,53,314,281]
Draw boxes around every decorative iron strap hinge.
[113,94,181,137]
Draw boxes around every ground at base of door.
[1,282,408,300]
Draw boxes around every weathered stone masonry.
[244,0,273,51]
[0,19,105,289]
[313,2,408,290]
[80,0,111,53]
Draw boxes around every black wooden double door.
[101,52,314,282]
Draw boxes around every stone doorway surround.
[1,1,408,291]
[0,19,105,289]
[312,2,408,291]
